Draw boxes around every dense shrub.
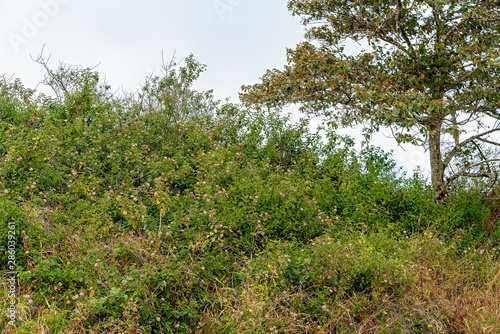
[1,58,499,333]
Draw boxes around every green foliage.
[1,54,499,333]
[241,0,500,200]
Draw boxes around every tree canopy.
[241,0,500,200]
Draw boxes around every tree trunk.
[429,121,446,201]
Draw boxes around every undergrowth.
[1,57,499,333]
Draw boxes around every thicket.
[1,56,499,333]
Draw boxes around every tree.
[241,0,500,200]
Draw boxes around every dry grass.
[198,234,500,334]
[3,230,499,333]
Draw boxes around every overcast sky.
[0,0,429,178]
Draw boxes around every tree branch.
[444,159,500,190]
[443,15,467,43]
[443,128,500,167]
[376,29,412,57]
[428,1,441,46]
[472,141,492,173]
[478,138,500,146]
[397,0,414,52]
[445,171,497,187]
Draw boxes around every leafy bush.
[1,57,499,333]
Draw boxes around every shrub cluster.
[1,58,499,333]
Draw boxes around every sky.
[0,0,429,178]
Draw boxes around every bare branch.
[478,138,500,146]
[445,169,498,188]
[465,158,500,171]
[443,128,500,167]
[472,141,492,173]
